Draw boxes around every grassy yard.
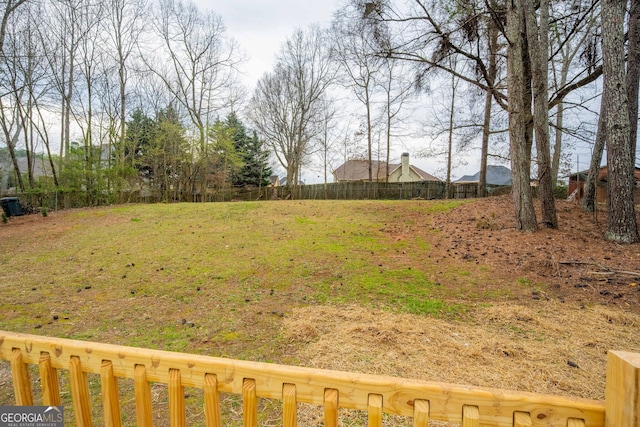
[1,200,473,356]
[1,199,639,425]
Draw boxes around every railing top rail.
[0,331,605,427]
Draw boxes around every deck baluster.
[38,352,61,406]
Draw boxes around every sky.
[189,0,611,185]
[192,0,465,184]
[196,0,339,91]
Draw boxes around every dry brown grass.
[283,302,640,401]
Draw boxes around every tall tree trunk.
[85,78,93,203]
[582,101,606,213]
[64,39,75,159]
[118,40,127,174]
[507,0,538,231]
[602,0,639,243]
[551,95,565,186]
[0,104,24,192]
[479,3,499,198]
[446,71,456,199]
[627,0,639,157]
[550,34,570,187]
[6,138,24,192]
[385,78,391,183]
[366,88,373,182]
[479,88,492,198]
[525,0,557,228]
[34,101,59,186]
[58,48,66,171]
[17,100,34,189]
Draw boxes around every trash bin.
[0,197,23,217]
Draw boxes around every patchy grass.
[0,200,469,356]
[1,198,640,426]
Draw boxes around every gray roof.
[456,165,512,186]
[0,155,54,178]
[333,159,440,182]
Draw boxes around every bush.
[553,184,568,199]
[41,207,48,217]
[1,212,7,224]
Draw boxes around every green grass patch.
[0,200,507,363]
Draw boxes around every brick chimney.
[400,153,410,182]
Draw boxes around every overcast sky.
[190,0,601,183]
[195,0,340,91]
[191,0,484,183]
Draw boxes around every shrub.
[553,183,568,199]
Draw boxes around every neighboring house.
[455,165,512,186]
[332,153,440,183]
[16,157,54,179]
[268,175,281,187]
[0,153,55,192]
[568,166,640,204]
[280,176,305,186]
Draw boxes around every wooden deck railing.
[0,331,638,427]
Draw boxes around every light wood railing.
[0,331,638,427]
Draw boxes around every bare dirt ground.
[426,196,640,310]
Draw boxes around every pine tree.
[125,108,156,178]
[225,113,272,188]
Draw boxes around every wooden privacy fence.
[1,331,638,427]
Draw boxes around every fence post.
[605,350,640,427]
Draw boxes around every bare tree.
[0,8,23,191]
[601,0,639,243]
[0,1,34,191]
[479,6,500,197]
[314,98,341,187]
[0,97,24,191]
[104,0,147,168]
[379,56,413,182]
[14,2,60,187]
[419,58,481,194]
[331,2,383,182]
[525,0,557,228]
[35,0,93,168]
[627,0,639,160]
[506,0,537,231]
[0,0,27,54]
[147,0,242,198]
[549,1,599,186]
[249,26,334,190]
[369,0,602,231]
[584,0,639,218]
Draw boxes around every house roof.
[333,160,391,181]
[280,176,305,186]
[569,166,640,183]
[0,155,54,178]
[456,165,512,186]
[268,175,280,185]
[332,159,440,182]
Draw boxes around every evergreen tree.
[123,105,189,200]
[208,118,242,189]
[225,113,272,188]
[125,108,156,179]
[153,105,189,201]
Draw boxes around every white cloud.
[195,0,338,89]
